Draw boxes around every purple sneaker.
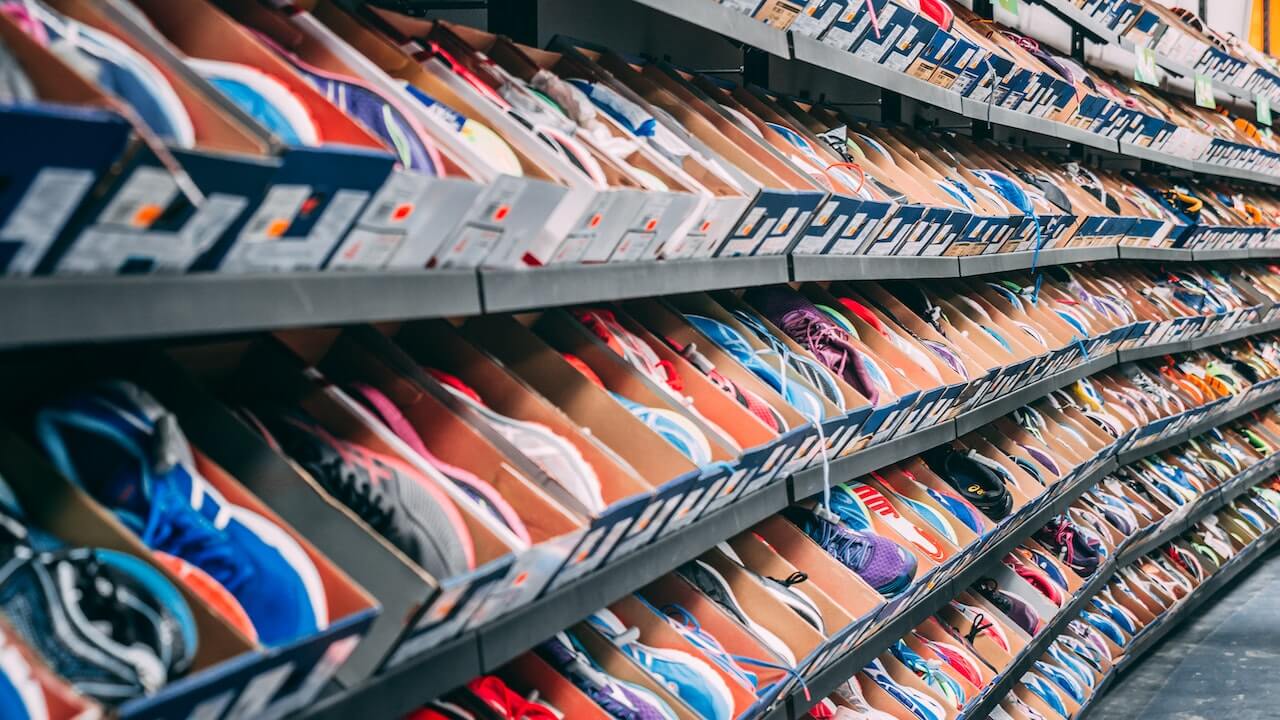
[975,579,1043,635]
[744,286,884,405]
[782,506,916,596]
[538,632,678,720]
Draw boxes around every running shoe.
[1021,673,1068,717]
[716,543,825,633]
[831,678,897,720]
[975,580,1042,635]
[588,608,733,720]
[464,675,558,719]
[659,603,759,692]
[914,633,983,687]
[890,640,964,710]
[921,446,1013,520]
[0,630,46,720]
[1034,661,1085,703]
[677,560,796,665]
[0,507,196,704]
[538,631,678,720]
[1035,516,1102,577]
[35,382,327,646]
[782,506,917,597]
[686,314,827,420]
[839,483,945,562]
[863,660,945,720]
[946,600,1011,653]
[1081,611,1128,647]
[249,407,474,580]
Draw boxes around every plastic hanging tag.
[1258,95,1273,127]
[1195,74,1216,109]
[1135,47,1159,86]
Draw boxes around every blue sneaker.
[1090,597,1137,635]
[864,660,945,720]
[1034,661,1085,703]
[35,381,327,646]
[0,631,47,720]
[1082,611,1128,647]
[1022,673,1069,717]
[0,503,196,704]
[588,609,734,720]
[890,640,964,710]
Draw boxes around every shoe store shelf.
[1117,245,1196,262]
[1115,381,1280,466]
[1195,248,1254,261]
[956,246,1120,276]
[626,0,792,58]
[771,456,1120,720]
[0,270,484,350]
[953,351,1117,435]
[790,254,963,282]
[479,256,791,313]
[1117,316,1280,363]
[956,464,1280,720]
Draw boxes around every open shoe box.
[0,347,379,717]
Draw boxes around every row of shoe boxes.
[0,264,1274,719]
[0,0,1274,279]
[421,351,1280,719]
[973,497,1280,720]
[785,0,1280,177]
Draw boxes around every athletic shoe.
[975,580,1042,635]
[730,309,849,411]
[923,487,986,535]
[345,382,531,544]
[1034,661,1085,703]
[659,603,759,692]
[715,542,825,633]
[1021,673,1068,717]
[588,609,734,720]
[1067,619,1115,662]
[0,510,196,704]
[745,286,886,405]
[153,552,256,643]
[1081,611,1128,647]
[1047,643,1096,689]
[249,407,474,579]
[830,678,897,720]
[921,447,1013,520]
[874,479,959,546]
[1090,597,1137,635]
[0,631,47,720]
[465,675,558,719]
[783,506,917,597]
[1004,556,1063,606]
[538,631,678,720]
[35,382,327,646]
[661,339,787,433]
[426,369,607,514]
[1020,548,1070,592]
[677,560,796,665]
[826,490,921,566]
[839,483,945,562]
[946,600,1011,653]
[686,314,827,420]
[890,640,964,710]
[863,661,944,720]
[189,58,320,146]
[1035,516,1102,577]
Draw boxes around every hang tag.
[1258,94,1272,126]
[1135,47,1159,86]
[997,0,1018,16]
[1195,74,1216,109]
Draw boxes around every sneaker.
[730,309,847,411]
[538,631,678,720]
[922,486,986,535]
[782,506,917,597]
[745,286,887,405]
[658,604,759,692]
[188,58,320,146]
[1019,548,1070,592]
[685,314,827,420]
[588,609,734,720]
[945,600,1011,653]
[345,382,531,544]
[35,382,327,646]
[1021,673,1068,717]
[921,447,1013,520]
[1003,555,1064,606]
[975,579,1042,635]
[1047,643,1096,690]
[676,560,796,665]
[715,543,825,633]
[0,511,196,704]
[890,640,964,710]
[837,483,945,562]
[1089,597,1137,635]
[0,631,47,720]
[662,339,787,433]
[863,661,945,720]
[914,633,983,687]
[825,490,923,566]
[872,477,959,546]
[250,407,475,580]
[463,675,559,719]
[831,678,898,720]
[1034,661,1085,703]
[1035,516,1102,577]
[1081,611,1128,647]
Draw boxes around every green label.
[1195,73,1216,109]
[997,0,1019,15]
[1135,47,1159,86]
[1259,94,1273,126]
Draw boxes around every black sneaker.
[923,446,1014,520]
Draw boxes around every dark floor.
[1089,548,1280,720]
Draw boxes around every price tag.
[1259,94,1273,126]
[997,0,1018,16]
[1195,73,1216,109]
[1135,46,1159,85]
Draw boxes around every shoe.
[249,407,475,579]
[686,314,827,420]
[677,560,796,665]
[831,678,898,720]
[890,640,964,710]
[863,661,945,720]
[913,633,983,687]
[1081,611,1128,647]
[463,675,558,719]
[745,285,887,404]
[975,579,1042,635]
[716,543,825,633]
[1035,516,1102,577]
[922,486,986,535]
[730,309,847,411]
[1020,548,1070,592]
[1034,661,1085,703]
[873,477,959,546]
[782,506,917,597]
[0,509,196,704]
[659,604,759,692]
[1054,636,1106,677]
[1089,597,1137,635]
[837,483,945,562]
[426,369,607,515]
[662,338,788,433]
[189,58,320,146]
[1003,555,1064,606]
[588,609,734,720]
[35,382,327,646]
[345,382,531,544]
[0,631,47,720]
[1021,673,1068,718]
[538,630,678,720]
[1047,643,1096,690]
[921,447,1013,520]
[1067,619,1115,663]
[945,600,1011,653]
[826,489,925,565]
